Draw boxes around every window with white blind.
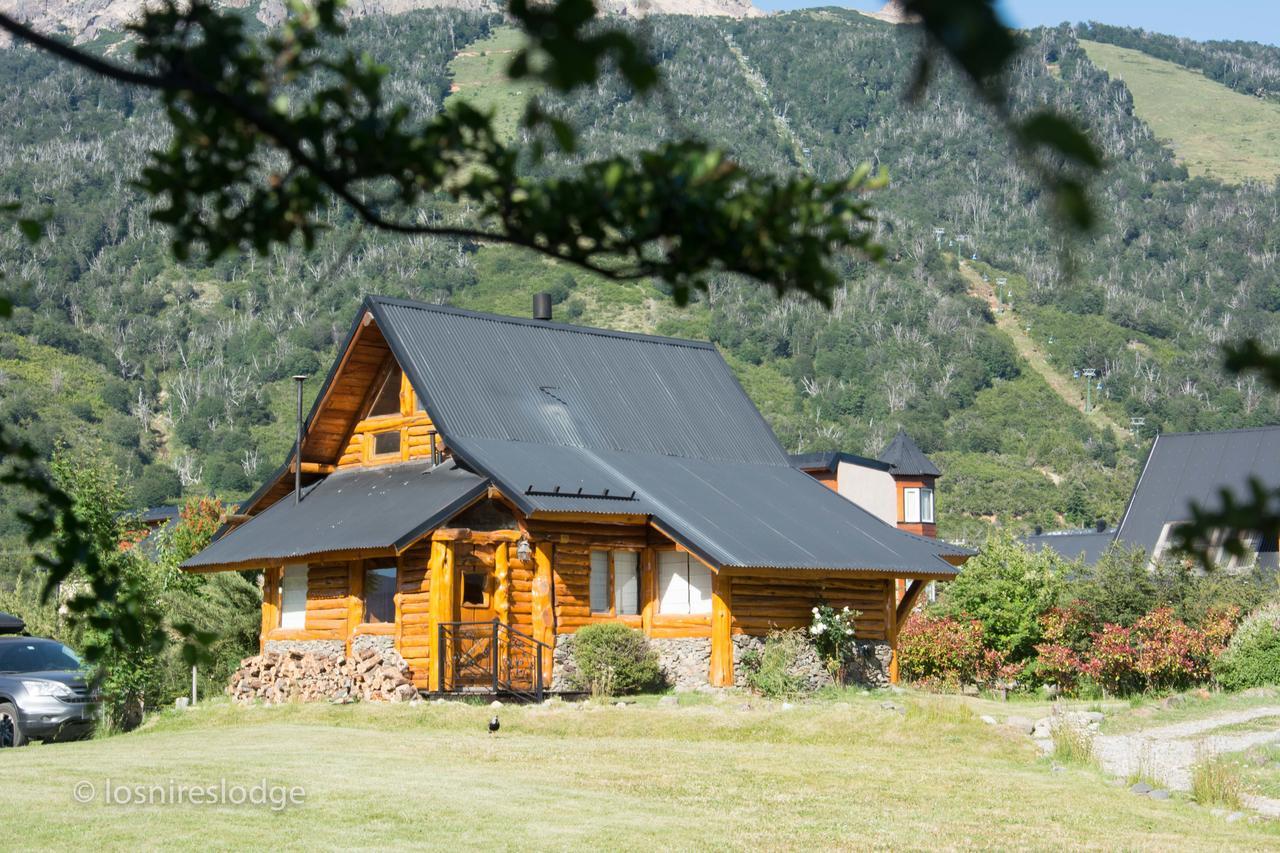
[657,551,712,615]
[589,550,641,615]
[280,564,309,629]
[903,487,921,523]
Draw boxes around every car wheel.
[0,702,26,748]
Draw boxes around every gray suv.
[0,636,100,747]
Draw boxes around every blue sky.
[751,1,1280,45]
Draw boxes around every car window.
[0,640,83,673]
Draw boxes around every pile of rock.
[227,644,418,704]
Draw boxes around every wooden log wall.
[303,562,351,637]
[728,571,893,641]
[527,521,650,634]
[337,368,442,468]
[397,542,433,687]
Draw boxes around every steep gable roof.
[1116,426,1280,554]
[368,297,966,574]
[877,429,941,478]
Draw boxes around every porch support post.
[886,579,900,684]
[260,566,280,653]
[426,539,451,692]
[709,571,734,687]
[532,541,556,684]
[493,542,511,627]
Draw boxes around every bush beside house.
[899,532,1272,697]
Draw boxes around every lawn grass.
[1080,40,1280,183]
[4,693,1278,850]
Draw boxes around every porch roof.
[182,460,488,571]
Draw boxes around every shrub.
[742,630,806,698]
[934,532,1062,661]
[808,603,861,679]
[569,624,664,698]
[897,614,1014,688]
[1215,603,1280,691]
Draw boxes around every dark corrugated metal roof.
[1022,530,1116,565]
[369,297,969,574]
[182,461,487,570]
[0,612,25,634]
[1117,426,1280,554]
[878,430,941,477]
[788,451,891,474]
[370,298,785,464]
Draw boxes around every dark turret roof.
[877,430,940,478]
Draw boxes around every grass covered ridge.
[1080,40,1280,183]
[6,695,1280,849]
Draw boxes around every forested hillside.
[2,8,1279,578]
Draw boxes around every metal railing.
[437,619,547,703]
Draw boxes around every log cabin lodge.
[183,295,971,696]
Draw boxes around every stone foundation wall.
[264,639,345,657]
[550,636,579,693]
[351,634,395,656]
[732,635,892,690]
[649,637,711,691]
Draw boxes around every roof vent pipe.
[532,292,553,321]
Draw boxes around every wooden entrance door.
[453,566,496,688]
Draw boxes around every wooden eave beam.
[896,578,928,626]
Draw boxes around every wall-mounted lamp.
[516,537,532,563]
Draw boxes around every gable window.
[363,565,396,624]
[589,550,641,615]
[372,430,401,457]
[657,550,712,615]
[367,366,402,418]
[280,564,308,629]
[903,487,935,524]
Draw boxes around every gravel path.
[1092,706,1280,793]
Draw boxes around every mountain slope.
[1,10,1279,567]
[0,0,759,47]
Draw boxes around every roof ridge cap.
[366,295,716,351]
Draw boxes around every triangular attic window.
[367,365,402,418]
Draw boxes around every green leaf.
[1020,111,1103,169]
[17,218,43,242]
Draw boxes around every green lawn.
[5,692,1278,849]
[1080,40,1280,183]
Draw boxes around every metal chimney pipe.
[293,374,307,505]
[532,292,552,321]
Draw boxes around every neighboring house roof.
[1022,529,1117,565]
[137,505,180,526]
[788,451,891,474]
[1027,426,1280,568]
[1115,426,1280,555]
[190,297,969,576]
[877,430,941,477]
[184,460,487,571]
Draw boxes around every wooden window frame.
[279,564,309,629]
[589,549,642,618]
[461,570,490,609]
[655,549,712,617]
[361,563,398,627]
[920,487,935,524]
